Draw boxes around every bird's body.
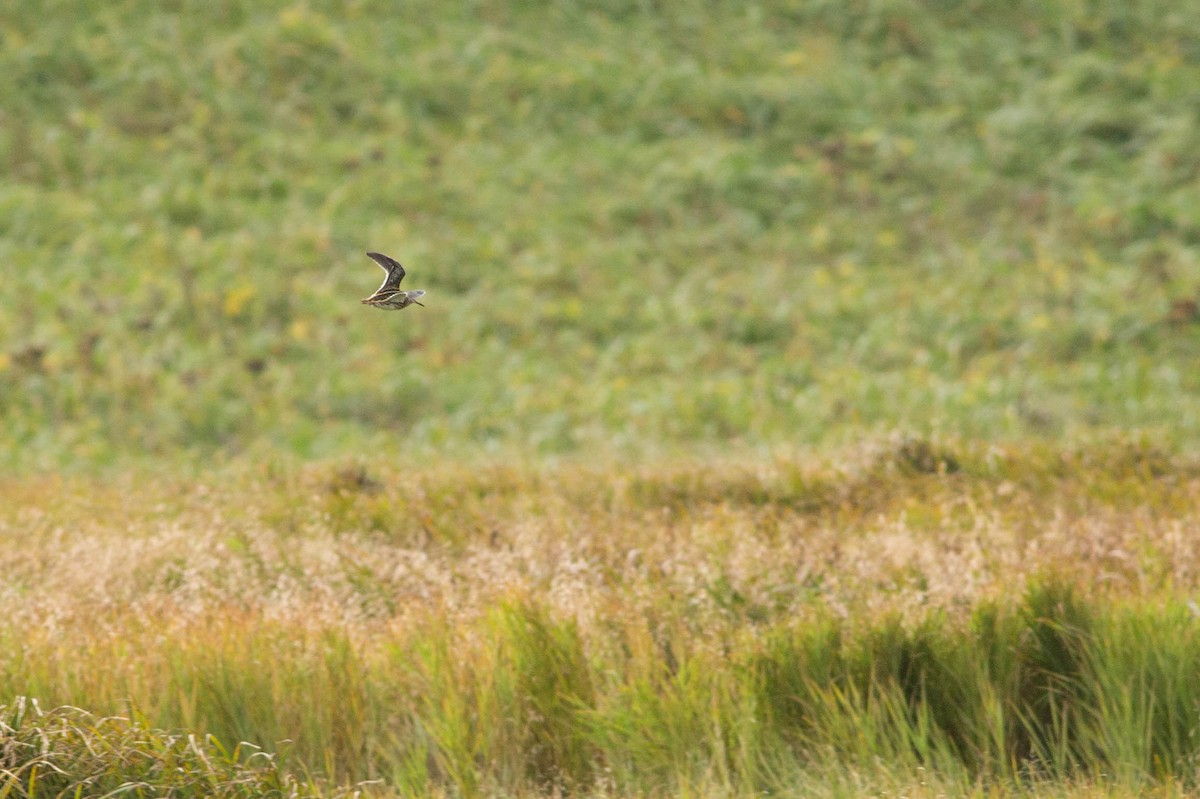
[363,288,426,310]
[361,251,426,310]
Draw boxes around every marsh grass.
[6,585,1200,798]
[5,441,1200,796]
[7,1,1200,795]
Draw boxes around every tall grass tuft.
[0,697,311,798]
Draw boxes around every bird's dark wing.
[365,251,406,291]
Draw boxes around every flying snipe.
[360,252,426,310]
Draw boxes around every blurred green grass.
[3,0,1200,469]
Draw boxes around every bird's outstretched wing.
[365,251,406,293]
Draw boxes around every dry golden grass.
[3,438,1196,637]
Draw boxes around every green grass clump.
[423,587,1200,796]
[0,697,312,798]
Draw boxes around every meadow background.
[4,0,1200,796]
[4,0,1200,468]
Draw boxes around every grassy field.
[5,0,1200,796]
[4,0,1200,468]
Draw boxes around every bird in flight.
[360,252,426,310]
